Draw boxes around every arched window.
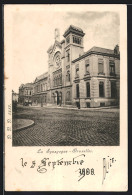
[56,76,59,86]
[99,81,104,97]
[56,55,61,66]
[41,84,43,91]
[67,70,70,82]
[58,75,60,85]
[66,50,70,62]
[53,79,55,87]
[54,52,61,67]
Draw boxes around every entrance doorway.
[76,102,80,109]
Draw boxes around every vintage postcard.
[4,4,127,191]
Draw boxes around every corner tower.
[63,25,85,61]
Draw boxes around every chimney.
[114,44,119,55]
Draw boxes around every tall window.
[54,80,55,87]
[76,84,80,98]
[58,76,61,85]
[66,70,70,82]
[54,75,62,87]
[85,59,90,74]
[98,59,104,74]
[76,66,79,77]
[109,60,115,75]
[43,84,45,91]
[66,36,70,45]
[73,36,81,45]
[60,75,62,85]
[55,55,61,67]
[86,82,90,97]
[66,50,70,62]
[41,84,43,91]
[111,81,117,98]
[56,77,59,86]
[99,81,104,97]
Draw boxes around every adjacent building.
[32,72,48,106]
[18,83,33,105]
[72,45,120,108]
[12,90,19,102]
[19,25,120,108]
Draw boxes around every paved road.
[12,106,119,146]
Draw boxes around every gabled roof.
[34,72,48,83]
[72,46,120,63]
[47,45,53,53]
[47,40,62,54]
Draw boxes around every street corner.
[13,118,35,132]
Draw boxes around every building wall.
[12,93,19,102]
[19,27,120,108]
[72,54,120,108]
[19,85,33,105]
[32,77,48,106]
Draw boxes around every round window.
[55,54,61,67]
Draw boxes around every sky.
[10,5,120,93]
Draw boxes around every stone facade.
[72,46,120,108]
[19,25,120,108]
[32,72,48,106]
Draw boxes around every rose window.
[56,55,61,67]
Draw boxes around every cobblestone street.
[12,106,119,146]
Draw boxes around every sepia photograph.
[4,4,127,191]
[11,7,120,146]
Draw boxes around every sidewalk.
[13,119,34,131]
[18,104,119,112]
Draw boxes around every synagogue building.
[19,25,120,108]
